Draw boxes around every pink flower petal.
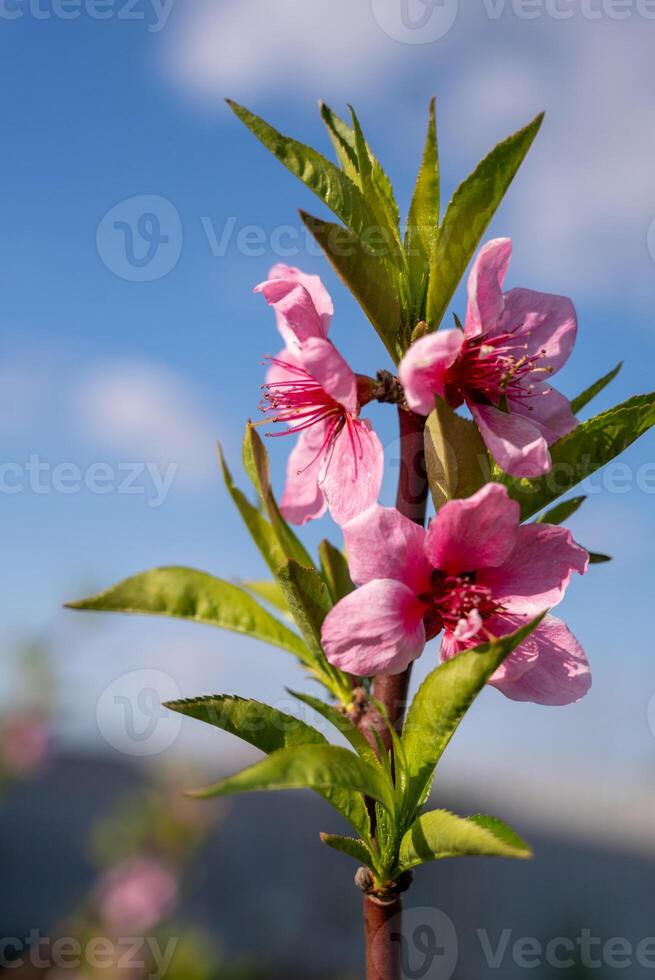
[268,264,333,335]
[480,522,588,615]
[398,330,464,416]
[490,614,591,705]
[424,482,520,575]
[320,419,384,527]
[298,337,357,414]
[464,238,513,338]
[279,424,328,525]
[254,277,327,347]
[342,504,432,593]
[265,347,302,387]
[509,383,578,445]
[470,402,551,477]
[500,287,577,374]
[321,579,426,676]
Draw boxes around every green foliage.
[535,495,586,525]
[66,567,310,661]
[242,423,315,569]
[318,539,355,603]
[588,551,612,564]
[398,809,531,870]
[424,397,489,508]
[188,742,394,822]
[300,210,404,362]
[402,616,545,816]
[426,113,544,331]
[405,97,440,321]
[505,393,655,520]
[240,579,290,614]
[289,689,378,765]
[320,832,375,868]
[571,361,623,415]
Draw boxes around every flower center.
[260,357,346,435]
[418,568,500,641]
[445,329,553,410]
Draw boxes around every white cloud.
[162,0,392,103]
[74,362,219,486]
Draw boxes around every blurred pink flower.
[255,265,383,526]
[399,239,578,476]
[97,857,177,932]
[1,715,49,776]
[321,483,590,705]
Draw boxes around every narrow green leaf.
[240,579,290,614]
[426,113,544,330]
[406,97,439,316]
[242,423,316,569]
[276,560,350,699]
[166,695,325,753]
[218,444,287,575]
[166,694,368,834]
[398,809,531,871]
[318,539,355,603]
[319,101,360,183]
[227,100,379,243]
[320,833,374,868]
[571,361,623,415]
[289,689,378,765]
[189,743,395,815]
[424,396,489,508]
[300,210,403,362]
[505,393,655,520]
[535,495,586,525]
[66,567,310,662]
[402,616,545,815]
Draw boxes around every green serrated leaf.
[319,101,360,184]
[406,97,439,319]
[535,495,586,525]
[66,567,311,662]
[402,615,545,816]
[300,210,403,362]
[166,694,324,753]
[504,393,655,520]
[318,539,355,603]
[218,444,287,575]
[189,743,395,816]
[424,396,490,508]
[276,560,351,700]
[227,100,380,245]
[320,833,375,868]
[242,423,316,569]
[166,694,368,835]
[426,113,544,331]
[289,689,378,765]
[398,809,531,871]
[571,362,623,416]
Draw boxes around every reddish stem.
[360,406,429,980]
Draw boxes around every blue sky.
[2,1,655,824]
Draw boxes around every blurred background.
[1,1,655,976]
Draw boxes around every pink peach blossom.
[97,857,177,932]
[321,483,590,706]
[255,265,383,526]
[398,239,578,477]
